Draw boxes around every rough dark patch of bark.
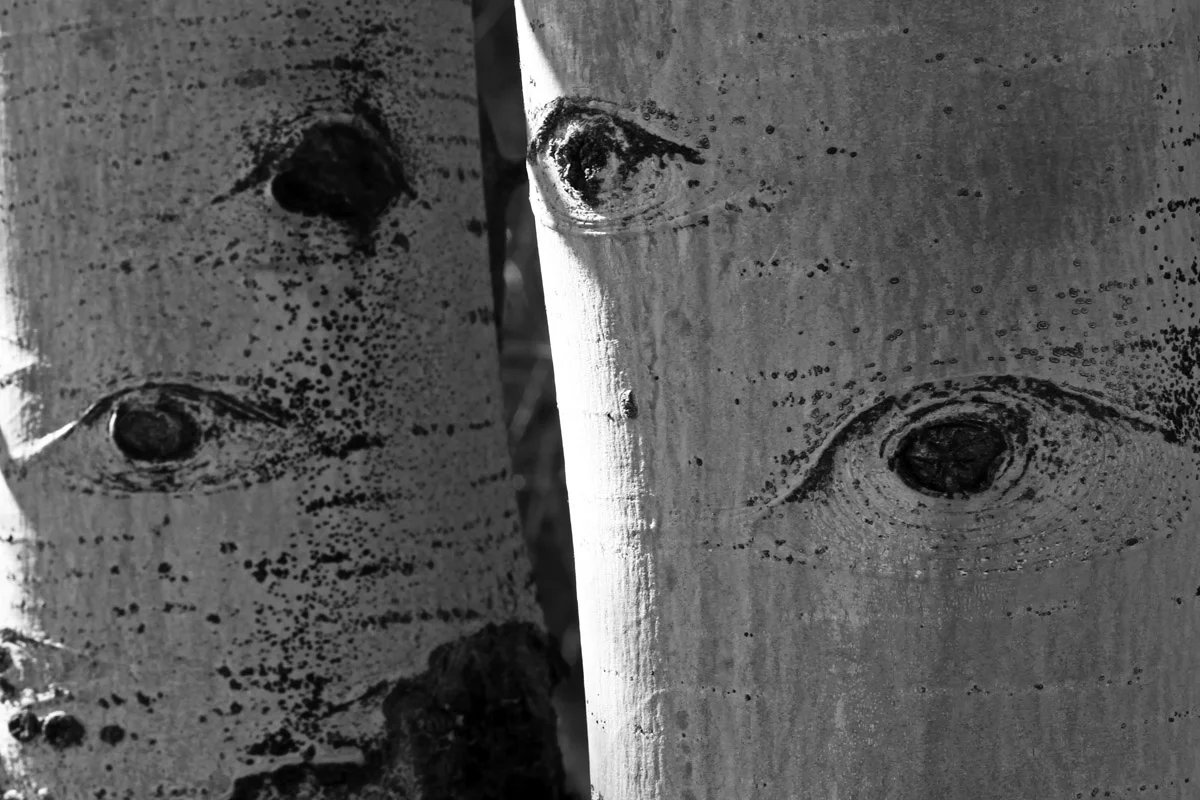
[619,390,637,420]
[227,621,568,800]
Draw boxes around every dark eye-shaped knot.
[527,98,707,232]
[6,383,298,497]
[746,375,1189,578]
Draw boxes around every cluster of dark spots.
[111,601,142,618]
[292,55,384,81]
[312,432,385,460]
[244,555,290,584]
[96,694,127,709]
[247,728,302,758]
[527,96,705,208]
[232,68,272,89]
[228,622,567,800]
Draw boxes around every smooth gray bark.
[517,0,1200,797]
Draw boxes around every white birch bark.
[516,0,1200,796]
[0,1,560,798]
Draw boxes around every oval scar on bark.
[270,120,407,224]
[893,418,1008,496]
[226,622,568,800]
[528,97,705,208]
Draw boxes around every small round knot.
[8,710,40,743]
[98,724,126,746]
[41,712,85,749]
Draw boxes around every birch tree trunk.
[0,1,564,798]
[516,0,1200,796]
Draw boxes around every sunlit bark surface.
[0,1,554,797]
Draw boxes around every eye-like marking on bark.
[4,383,300,497]
[526,97,707,232]
[748,375,1188,578]
[893,418,1007,497]
[270,120,408,226]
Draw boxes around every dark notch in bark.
[527,96,705,209]
[227,621,569,800]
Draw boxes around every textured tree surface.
[517,0,1200,797]
[0,1,562,798]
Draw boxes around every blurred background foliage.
[472,0,590,796]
